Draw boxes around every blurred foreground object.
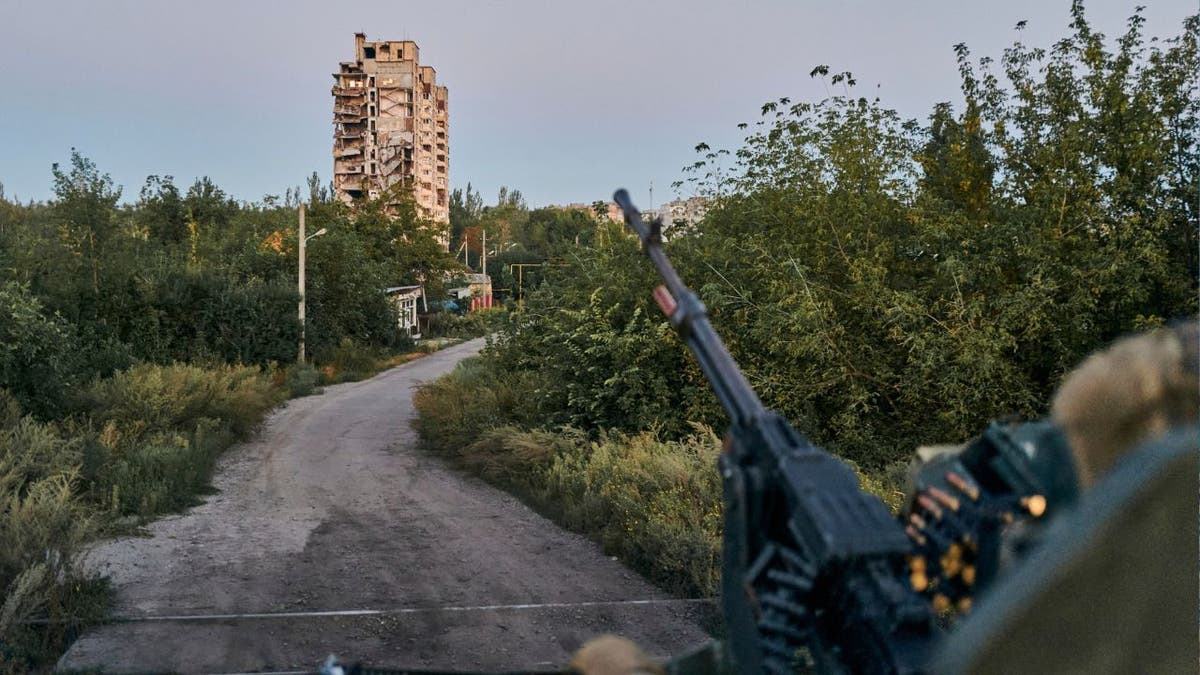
[934,424,1196,673]
[569,635,665,675]
[934,321,1198,673]
[1052,321,1199,487]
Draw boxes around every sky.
[0,0,1194,209]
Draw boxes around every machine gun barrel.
[613,188,765,426]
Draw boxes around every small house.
[384,285,425,337]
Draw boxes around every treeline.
[415,5,1198,594]
[491,4,1198,466]
[0,155,454,418]
[0,157,455,669]
[448,184,601,302]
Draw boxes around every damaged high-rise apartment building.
[333,33,449,245]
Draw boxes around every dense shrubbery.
[0,144,454,669]
[425,306,508,339]
[415,357,902,595]
[0,283,84,419]
[78,363,281,517]
[282,362,322,398]
[0,393,98,664]
[414,5,1198,596]
[477,5,1198,466]
[0,163,456,413]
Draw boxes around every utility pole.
[297,204,328,364]
[482,229,487,278]
[298,204,306,364]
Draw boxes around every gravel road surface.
[58,338,710,673]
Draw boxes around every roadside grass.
[413,356,906,598]
[314,337,461,385]
[75,363,282,519]
[0,396,111,671]
[0,362,285,671]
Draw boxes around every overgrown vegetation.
[0,154,458,667]
[415,357,902,596]
[425,306,508,340]
[78,363,281,517]
[0,363,280,670]
[415,4,1198,596]
[1,161,456,390]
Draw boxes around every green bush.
[124,271,300,367]
[317,338,382,383]
[77,362,278,519]
[411,356,542,454]
[0,283,81,419]
[89,420,232,517]
[458,426,578,494]
[488,282,704,439]
[283,362,321,397]
[538,429,724,595]
[426,307,506,339]
[80,362,279,445]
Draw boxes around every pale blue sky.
[0,1,1194,208]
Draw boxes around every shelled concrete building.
[333,33,449,245]
[643,197,708,234]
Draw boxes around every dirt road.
[58,339,709,674]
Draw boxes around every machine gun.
[613,189,938,674]
[613,188,1110,674]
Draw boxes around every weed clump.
[0,362,281,669]
[0,394,106,671]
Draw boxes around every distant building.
[543,202,633,223]
[545,197,709,236]
[333,33,449,246]
[643,197,708,233]
[448,273,494,312]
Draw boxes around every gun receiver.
[614,189,936,674]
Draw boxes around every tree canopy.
[0,156,454,418]
[481,4,1199,466]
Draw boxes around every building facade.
[333,34,449,242]
[642,197,708,233]
[549,197,708,237]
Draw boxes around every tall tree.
[51,149,121,292]
[449,182,483,252]
[138,175,187,244]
